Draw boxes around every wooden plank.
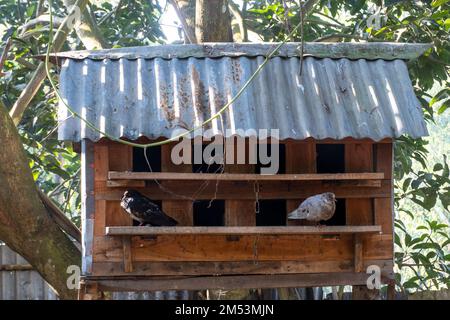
[96,180,392,201]
[122,237,133,273]
[108,142,133,172]
[92,259,393,276]
[93,200,106,236]
[107,178,381,188]
[93,272,387,292]
[109,171,384,181]
[161,144,193,226]
[105,201,131,227]
[352,285,380,300]
[94,234,392,262]
[374,143,394,235]
[94,145,109,182]
[82,139,95,275]
[354,234,363,272]
[286,141,316,226]
[0,264,33,271]
[345,143,374,225]
[106,180,146,188]
[106,225,382,236]
[104,142,133,228]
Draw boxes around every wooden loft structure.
[53,43,430,299]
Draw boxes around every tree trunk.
[0,104,81,299]
[174,0,197,43]
[195,0,233,42]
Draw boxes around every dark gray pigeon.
[120,190,178,226]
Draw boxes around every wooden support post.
[285,141,316,226]
[161,143,193,226]
[281,141,316,299]
[346,142,377,299]
[345,143,374,225]
[122,236,133,273]
[387,281,396,300]
[224,140,255,226]
[104,142,134,228]
[374,142,394,235]
[78,280,103,300]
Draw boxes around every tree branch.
[228,1,248,42]
[168,0,197,43]
[62,0,109,50]
[38,190,81,246]
[0,37,12,77]
[8,0,103,125]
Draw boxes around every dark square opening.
[256,200,287,226]
[316,144,345,173]
[323,198,346,226]
[133,146,161,172]
[193,200,225,226]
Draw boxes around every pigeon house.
[53,43,430,299]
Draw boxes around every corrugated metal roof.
[57,44,428,142]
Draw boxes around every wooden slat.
[106,225,381,236]
[93,271,392,292]
[93,234,392,262]
[225,141,255,226]
[92,259,393,276]
[374,143,394,235]
[286,141,316,226]
[161,144,193,226]
[106,180,146,188]
[122,237,133,273]
[108,171,383,181]
[354,234,363,272]
[345,143,374,225]
[96,180,392,200]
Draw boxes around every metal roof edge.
[41,42,432,62]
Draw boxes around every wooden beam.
[0,264,34,271]
[92,272,384,292]
[49,42,432,62]
[94,233,392,262]
[374,143,394,235]
[285,141,316,227]
[354,234,363,273]
[122,237,133,273]
[108,171,384,181]
[106,180,146,188]
[161,143,193,226]
[96,179,392,200]
[224,141,255,226]
[106,225,382,236]
[345,143,374,225]
[92,259,393,277]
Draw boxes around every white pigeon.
[287,192,336,224]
